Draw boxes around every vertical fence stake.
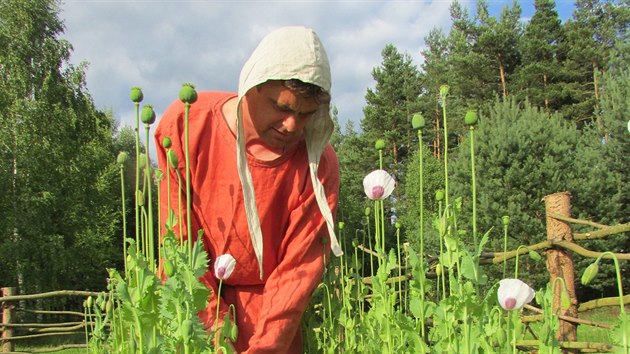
[543,192,578,345]
[1,287,16,353]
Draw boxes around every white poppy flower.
[497,278,535,311]
[214,254,236,280]
[363,170,395,200]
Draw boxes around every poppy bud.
[435,263,443,276]
[136,190,144,206]
[129,87,143,103]
[179,83,198,104]
[495,328,506,344]
[364,207,371,216]
[581,263,599,285]
[164,260,175,277]
[105,299,113,315]
[230,323,239,341]
[97,294,106,311]
[138,153,147,168]
[528,250,542,262]
[140,105,156,125]
[181,319,193,341]
[167,149,179,169]
[412,112,425,130]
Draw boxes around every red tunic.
[154,91,339,353]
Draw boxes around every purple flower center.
[504,297,516,310]
[216,267,225,279]
[371,186,384,199]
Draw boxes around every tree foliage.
[0,0,122,293]
[448,99,623,292]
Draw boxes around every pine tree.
[419,28,449,157]
[362,44,423,185]
[449,98,623,291]
[562,0,630,129]
[476,0,523,98]
[515,0,565,115]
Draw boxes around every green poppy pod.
[140,105,156,125]
[129,87,143,103]
[581,263,599,285]
[162,136,172,149]
[464,110,478,126]
[375,139,386,150]
[364,207,371,216]
[439,84,449,99]
[338,221,345,230]
[411,112,425,130]
[116,151,129,165]
[501,216,510,226]
[179,83,198,104]
[435,189,444,201]
[395,221,401,229]
[167,149,179,169]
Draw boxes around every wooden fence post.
[1,287,16,353]
[543,192,578,344]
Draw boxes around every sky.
[59,0,576,153]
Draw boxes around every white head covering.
[236,26,343,279]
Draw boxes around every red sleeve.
[154,98,230,331]
[244,146,340,353]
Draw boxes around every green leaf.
[409,297,423,319]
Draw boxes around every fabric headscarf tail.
[236,26,343,279]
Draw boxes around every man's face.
[243,81,322,149]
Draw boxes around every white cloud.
[61,1,453,128]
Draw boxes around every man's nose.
[282,115,300,133]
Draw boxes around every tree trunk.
[434,108,440,159]
[543,192,578,348]
[543,72,550,114]
[2,287,16,352]
[499,56,508,98]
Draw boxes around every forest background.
[0,0,628,304]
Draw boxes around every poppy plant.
[497,278,535,311]
[363,170,395,201]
